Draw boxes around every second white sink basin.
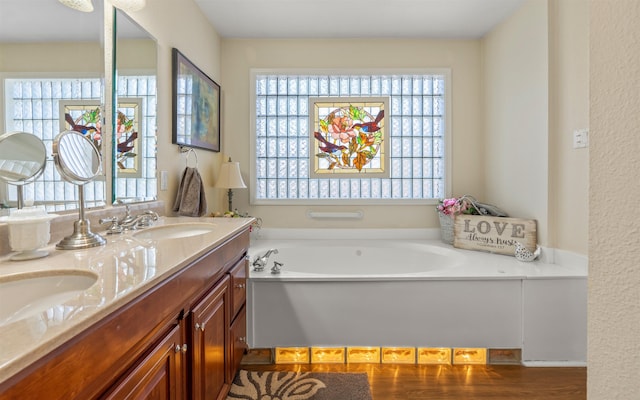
[132,222,218,240]
[0,270,98,326]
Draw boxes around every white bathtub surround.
[247,229,587,366]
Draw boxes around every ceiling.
[0,0,526,42]
[194,0,527,39]
[0,0,141,42]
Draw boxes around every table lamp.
[214,157,246,212]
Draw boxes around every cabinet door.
[190,276,229,400]
[228,305,247,383]
[100,323,185,400]
[229,257,247,319]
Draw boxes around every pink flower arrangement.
[437,197,478,217]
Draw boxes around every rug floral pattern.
[226,370,372,400]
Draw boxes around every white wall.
[123,0,223,215]
[481,0,550,245]
[221,39,484,228]
[589,1,640,398]
[548,0,589,254]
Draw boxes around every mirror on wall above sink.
[0,0,106,212]
[112,9,158,205]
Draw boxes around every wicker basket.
[437,211,455,245]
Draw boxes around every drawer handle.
[175,343,188,353]
[238,336,246,344]
[235,283,246,289]
[195,323,206,332]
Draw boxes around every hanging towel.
[173,167,207,217]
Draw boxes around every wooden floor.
[239,363,586,400]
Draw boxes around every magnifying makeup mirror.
[53,130,106,249]
[0,131,47,209]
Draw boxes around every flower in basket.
[437,197,478,217]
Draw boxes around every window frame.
[249,68,452,206]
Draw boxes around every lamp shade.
[58,0,94,12]
[215,159,246,189]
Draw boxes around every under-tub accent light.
[488,348,522,365]
[111,0,146,12]
[58,0,94,12]
[417,348,452,365]
[381,347,416,364]
[453,348,487,365]
[215,157,246,212]
[347,347,381,363]
[311,347,345,363]
[274,347,310,364]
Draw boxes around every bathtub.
[250,240,466,278]
[247,229,588,365]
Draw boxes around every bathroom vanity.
[0,217,253,400]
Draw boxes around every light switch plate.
[573,129,589,149]
[160,170,168,191]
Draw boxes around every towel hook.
[180,146,198,168]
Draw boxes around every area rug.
[226,370,373,400]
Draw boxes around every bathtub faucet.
[271,261,283,274]
[252,249,278,271]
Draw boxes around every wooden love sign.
[453,215,537,256]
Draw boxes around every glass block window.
[252,71,449,204]
[3,78,105,211]
[2,76,157,210]
[114,75,157,201]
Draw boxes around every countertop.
[0,216,254,385]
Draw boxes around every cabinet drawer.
[229,257,247,319]
[229,305,247,383]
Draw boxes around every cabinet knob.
[238,336,246,343]
[235,283,245,289]
[195,323,205,332]
[174,343,188,353]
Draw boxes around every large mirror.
[0,0,106,212]
[113,9,158,204]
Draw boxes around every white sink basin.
[0,270,98,326]
[132,222,218,240]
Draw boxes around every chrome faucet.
[252,249,278,271]
[100,206,159,234]
[271,261,283,274]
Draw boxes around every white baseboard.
[522,361,587,367]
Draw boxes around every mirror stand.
[15,185,24,209]
[53,130,106,250]
[57,185,106,250]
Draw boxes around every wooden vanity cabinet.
[186,253,249,400]
[228,258,248,382]
[101,322,186,400]
[189,275,230,400]
[229,306,247,380]
[0,228,249,400]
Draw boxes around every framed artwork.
[309,97,389,179]
[172,48,221,152]
[60,98,143,177]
